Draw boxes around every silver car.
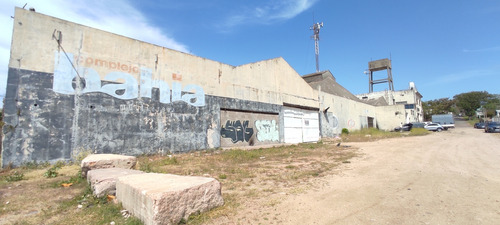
[424,123,444,132]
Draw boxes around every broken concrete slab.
[87,168,144,197]
[80,154,137,177]
[116,173,224,225]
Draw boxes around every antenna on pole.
[310,21,323,72]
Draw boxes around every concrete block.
[81,154,137,177]
[87,168,144,197]
[116,173,224,225]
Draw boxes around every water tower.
[367,58,394,93]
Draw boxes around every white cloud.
[463,46,500,53]
[0,0,189,106]
[272,0,317,20]
[222,0,318,28]
[19,0,189,52]
[427,69,496,86]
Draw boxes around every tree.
[483,98,500,118]
[453,91,497,118]
[422,98,456,120]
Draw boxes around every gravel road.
[275,120,500,224]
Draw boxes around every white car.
[424,123,444,132]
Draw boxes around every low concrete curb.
[116,173,224,225]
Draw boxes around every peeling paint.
[2,68,283,166]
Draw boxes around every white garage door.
[283,107,319,143]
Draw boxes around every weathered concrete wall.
[1,8,306,166]
[8,8,318,109]
[374,104,407,131]
[319,91,378,134]
[3,66,284,165]
[220,110,280,147]
[356,83,423,123]
[319,111,340,137]
[3,8,409,166]
[392,89,424,122]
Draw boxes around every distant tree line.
[423,91,500,120]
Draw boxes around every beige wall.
[375,105,408,130]
[355,84,423,124]
[9,8,317,108]
[319,91,378,132]
[9,7,409,139]
[393,90,424,122]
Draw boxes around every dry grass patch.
[340,127,429,142]
[0,164,141,225]
[0,141,357,225]
[136,141,357,224]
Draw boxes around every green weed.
[5,171,24,182]
[341,127,428,142]
[44,161,65,178]
[162,156,178,165]
[20,161,50,170]
[139,162,154,173]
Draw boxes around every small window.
[405,104,415,109]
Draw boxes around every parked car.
[394,123,413,132]
[485,122,500,133]
[474,122,485,129]
[424,123,444,132]
[412,122,426,128]
[484,121,493,132]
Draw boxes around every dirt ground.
[212,120,500,224]
[1,120,499,225]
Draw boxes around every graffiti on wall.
[255,120,279,142]
[220,120,254,143]
[327,114,339,128]
[53,52,205,106]
[348,119,356,128]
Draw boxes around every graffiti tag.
[220,120,254,143]
[53,52,205,106]
[255,120,279,142]
[348,119,355,128]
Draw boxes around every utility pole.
[310,22,323,72]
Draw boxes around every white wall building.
[356,82,424,123]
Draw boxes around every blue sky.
[1,0,499,107]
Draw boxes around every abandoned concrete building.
[2,8,422,166]
[356,82,424,123]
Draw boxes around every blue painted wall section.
[2,67,283,166]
